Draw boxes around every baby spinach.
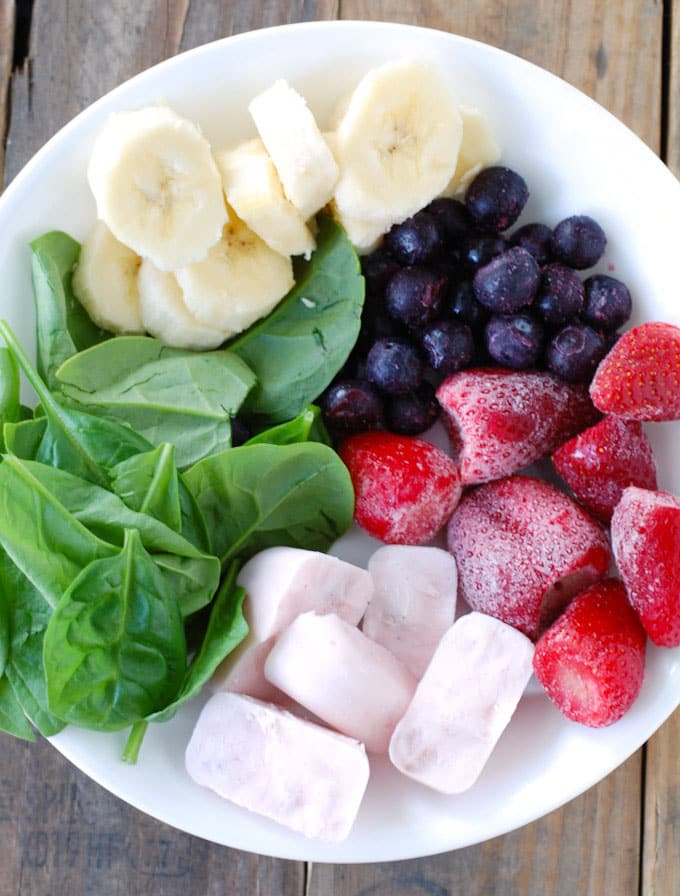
[30,231,109,389]
[55,336,257,468]
[231,217,364,423]
[245,405,320,446]
[109,443,181,533]
[183,441,354,566]
[44,529,186,732]
[0,588,8,680]
[0,676,35,741]
[0,347,20,452]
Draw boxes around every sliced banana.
[440,104,501,197]
[138,258,230,351]
[176,214,294,334]
[329,200,391,255]
[88,105,227,272]
[216,138,315,258]
[72,220,144,334]
[249,80,339,220]
[334,58,463,223]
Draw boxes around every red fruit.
[612,486,680,646]
[339,432,462,545]
[447,475,612,640]
[552,415,657,522]
[533,579,646,727]
[590,321,680,421]
[436,368,600,484]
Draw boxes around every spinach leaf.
[183,441,354,566]
[246,405,319,446]
[55,336,257,468]
[3,417,47,460]
[0,321,150,487]
[230,217,364,423]
[0,347,20,452]
[0,676,36,741]
[44,529,187,732]
[30,232,109,388]
[0,583,8,680]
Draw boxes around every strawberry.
[552,415,657,522]
[590,321,680,421]
[533,578,646,727]
[339,432,462,545]
[447,475,611,640]
[611,486,680,646]
[436,368,600,485]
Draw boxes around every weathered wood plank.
[666,0,680,177]
[0,0,14,185]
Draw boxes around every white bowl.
[2,20,680,864]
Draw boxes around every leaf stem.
[122,720,148,764]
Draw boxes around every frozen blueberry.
[321,379,385,433]
[365,337,424,395]
[385,211,443,265]
[424,197,472,246]
[386,382,440,435]
[551,215,607,269]
[385,266,448,328]
[361,248,400,300]
[421,320,475,376]
[583,274,632,331]
[534,263,585,328]
[460,232,507,274]
[465,166,529,232]
[546,324,607,383]
[448,280,489,330]
[509,222,554,266]
[473,246,540,313]
[485,312,545,369]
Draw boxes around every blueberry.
[551,215,607,269]
[421,320,475,375]
[448,280,489,330]
[473,246,540,313]
[583,274,632,331]
[534,263,585,328]
[385,210,443,265]
[460,232,507,273]
[365,337,424,394]
[361,248,401,300]
[509,222,554,265]
[465,166,529,232]
[321,379,385,433]
[385,266,448,328]
[546,324,607,383]
[386,382,440,435]
[424,197,472,246]
[485,312,545,369]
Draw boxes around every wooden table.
[0,1,678,893]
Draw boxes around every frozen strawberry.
[552,416,657,522]
[447,475,611,640]
[436,368,600,484]
[339,431,462,545]
[533,579,646,727]
[590,321,680,421]
[612,486,680,646]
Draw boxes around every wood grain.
[0,0,14,185]
[667,0,680,177]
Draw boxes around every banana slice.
[88,105,227,272]
[216,138,315,258]
[72,220,144,333]
[329,201,391,255]
[440,104,501,197]
[334,58,463,223]
[176,214,294,334]
[138,259,230,351]
[249,80,339,220]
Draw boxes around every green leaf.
[0,347,20,452]
[0,676,36,741]
[0,577,8,680]
[230,217,364,422]
[30,231,109,388]
[44,529,187,732]
[245,405,320,446]
[3,417,47,460]
[183,441,354,566]
[109,443,182,533]
[55,336,257,468]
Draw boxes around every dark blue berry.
[365,338,424,395]
[321,379,385,433]
[534,263,585,328]
[424,197,472,246]
[551,215,607,269]
[385,266,448,328]
[361,248,400,299]
[485,312,545,369]
[448,280,489,330]
[545,324,607,383]
[385,210,443,265]
[386,382,440,435]
[421,320,475,375]
[460,232,507,273]
[473,246,540,313]
[510,222,554,265]
[583,274,632,331]
[465,166,529,232]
